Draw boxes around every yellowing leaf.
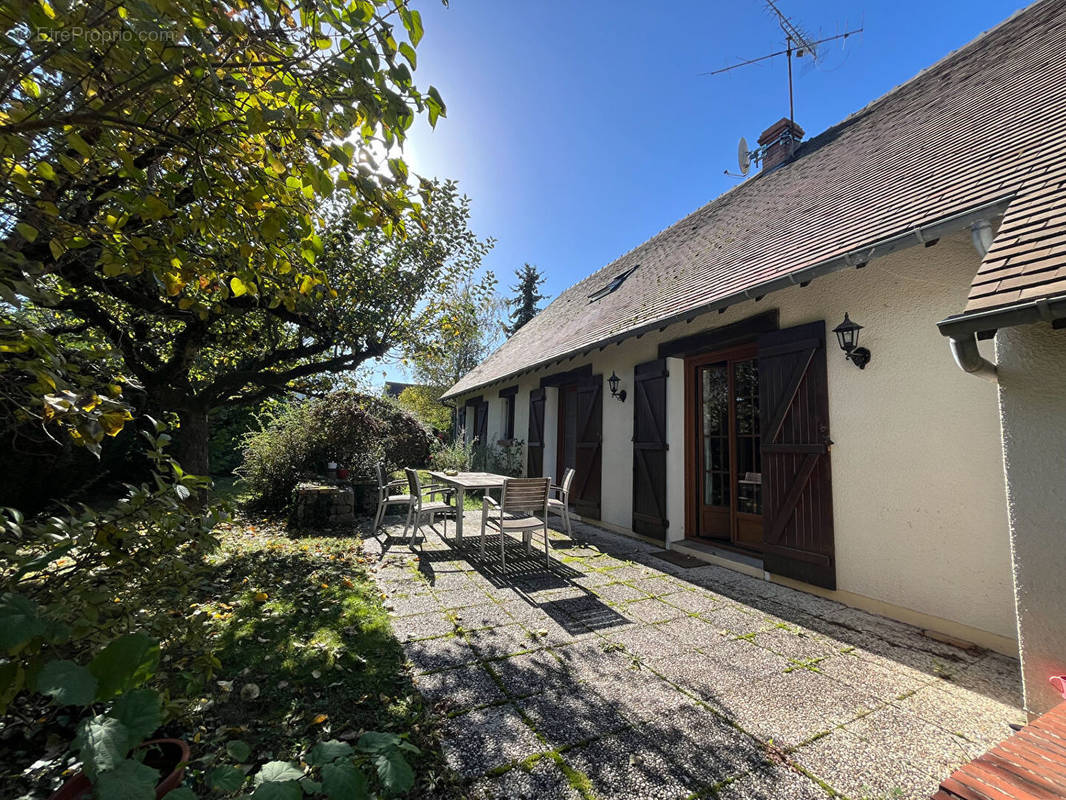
[15,223,38,242]
[230,277,248,297]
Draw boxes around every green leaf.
[36,659,97,706]
[89,633,159,698]
[0,593,46,653]
[373,750,414,793]
[161,789,197,800]
[111,688,162,741]
[402,8,424,46]
[225,739,252,762]
[15,222,38,242]
[308,739,352,766]
[251,781,301,800]
[209,764,245,792]
[321,761,368,800]
[255,761,304,784]
[73,715,129,778]
[356,732,400,754]
[0,661,25,715]
[93,758,159,800]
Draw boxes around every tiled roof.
[965,158,1066,312]
[444,0,1066,400]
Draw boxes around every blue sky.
[373,0,1024,387]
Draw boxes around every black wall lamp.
[832,313,871,369]
[607,371,627,402]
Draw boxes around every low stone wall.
[290,483,355,529]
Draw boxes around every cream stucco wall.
[453,231,1015,647]
[996,322,1066,713]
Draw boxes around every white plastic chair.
[479,477,551,566]
[547,467,575,537]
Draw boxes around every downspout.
[946,221,998,382]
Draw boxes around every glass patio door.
[695,347,763,550]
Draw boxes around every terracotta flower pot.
[49,738,191,800]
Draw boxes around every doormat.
[649,550,703,569]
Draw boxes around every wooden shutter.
[573,377,603,519]
[475,401,489,446]
[527,388,545,477]
[632,360,669,539]
[758,321,836,589]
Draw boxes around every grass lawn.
[162,505,453,796]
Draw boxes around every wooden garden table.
[426,471,509,542]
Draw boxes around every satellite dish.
[738,137,750,175]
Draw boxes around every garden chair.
[479,477,551,566]
[403,468,454,545]
[547,467,575,538]
[373,462,413,533]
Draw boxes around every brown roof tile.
[444,0,1066,399]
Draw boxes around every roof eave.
[442,195,1015,401]
[938,294,1066,339]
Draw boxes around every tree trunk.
[176,407,211,477]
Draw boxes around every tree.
[0,0,446,472]
[395,384,451,433]
[503,263,546,336]
[408,276,503,431]
[13,180,490,475]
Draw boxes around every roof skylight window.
[587,265,638,303]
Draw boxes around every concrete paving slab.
[373,518,1022,796]
[516,686,631,748]
[561,726,697,800]
[413,662,505,712]
[467,758,582,800]
[391,610,456,641]
[487,648,570,698]
[402,636,479,675]
[715,762,831,799]
[440,703,546,778]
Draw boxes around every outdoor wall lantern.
[832,313,871,369]
[607,371,627,402]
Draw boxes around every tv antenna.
[703,1,862,127]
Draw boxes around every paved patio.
[364,514,1024,800]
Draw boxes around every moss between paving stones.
[373,515,1020,799]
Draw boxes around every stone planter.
[290,482,355,529]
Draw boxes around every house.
[383,381,420,399]
[443,0,1066,715]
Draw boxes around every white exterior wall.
[451,231,1015,648]
[996,322,1066,713]
[486,395,504,444]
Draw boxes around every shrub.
[428,430,475,472]
[490,438,525,477]
[238,392,435,510]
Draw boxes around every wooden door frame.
[684,342,761,548]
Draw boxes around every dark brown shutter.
[632,359,669,539]
[758,321,836,589]
[475,401,488,446]
[527,388,545,477]
[573,377,603,519]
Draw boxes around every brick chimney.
[758,117,805,171]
